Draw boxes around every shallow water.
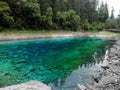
[0,37,111,89]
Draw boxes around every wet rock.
[86,85,96,90]
[92,74,101,83]
[112,62,120,66]
[76,84,87,90]
[101,65,110,70]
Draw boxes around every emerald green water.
[0,37,110,89]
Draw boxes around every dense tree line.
[0,0,111,31]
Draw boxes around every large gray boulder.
[0,80,51,90]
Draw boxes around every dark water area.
[0,37,113,89]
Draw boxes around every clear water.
[0,37,110,89]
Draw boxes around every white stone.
[0,80,51,90]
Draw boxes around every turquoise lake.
[0,37,112,90]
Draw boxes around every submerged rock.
[3,72,11,76]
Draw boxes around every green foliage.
[39,0,49,15]
[68,10,80,31]
[55,10,80,31]
[82,19,105,31]
[2,13,14,24]
[116,16,120,29]
[82,19,91,30]
[71,15,80,31]
[40,15,47,29]
[105,18,118,29]
[23,0,41,17]
[22,0,41,28]
[0,1,10,12]
[97,2,109,22]
[0,1,14,27]
[0,0,111,31]
[45,7,53,29]
[90,22,105,31]
[11,18,24,29]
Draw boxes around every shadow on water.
[0,37,114,89]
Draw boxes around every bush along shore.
[77,36,120,90]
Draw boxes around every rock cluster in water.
[77,36,120,90]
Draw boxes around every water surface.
[0,37,111,89]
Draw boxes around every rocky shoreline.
[0,31,118,42]
[0,32,88,41]
[77,36,120,90]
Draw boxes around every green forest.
[0,0,120,31]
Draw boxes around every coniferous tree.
[110,7,115,19]
[97,2,109,22]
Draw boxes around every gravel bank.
[0,32,87,41]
